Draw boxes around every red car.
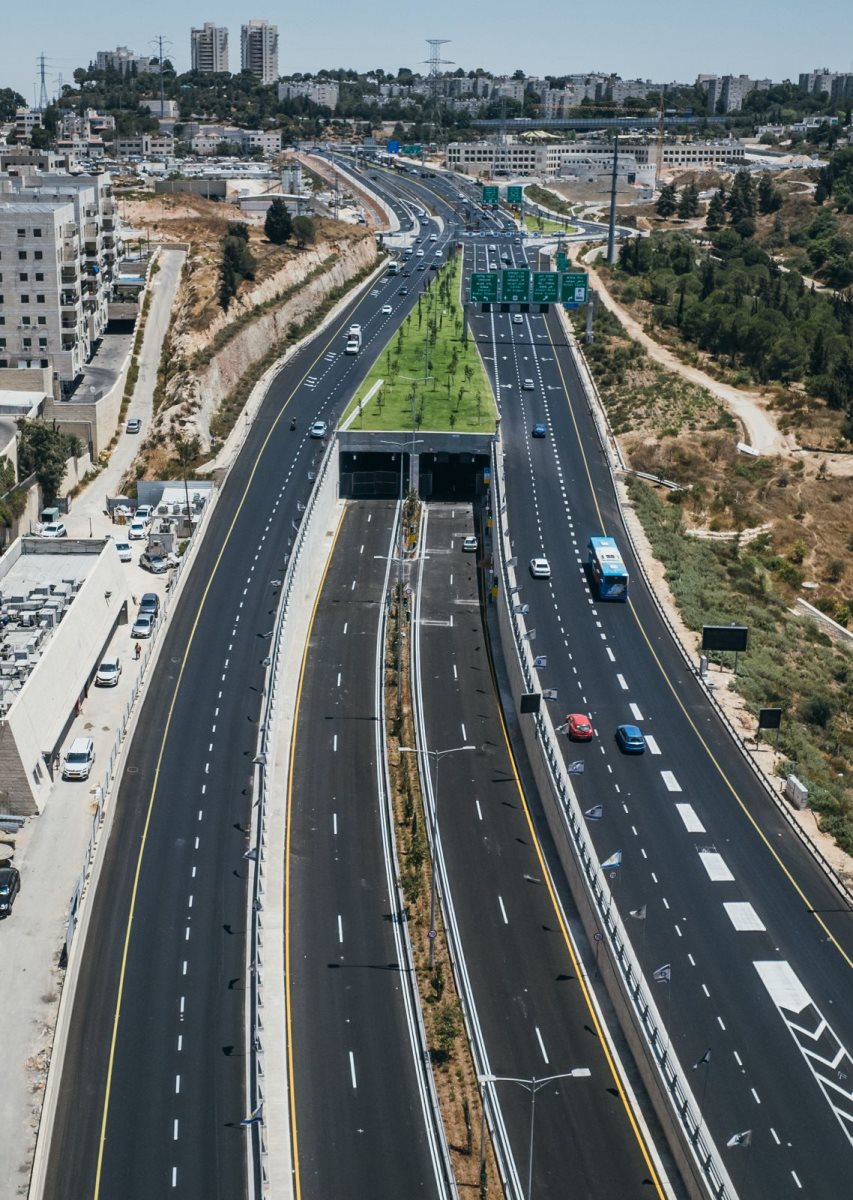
[566,713,594,741]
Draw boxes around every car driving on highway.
[462,535,478,552]
[310,420,328,439]
[566,713,594,741]
[530,557,551,578]
[615,724,646,754]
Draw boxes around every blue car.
[615,724,646,754]
[531,423,547,439]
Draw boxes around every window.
[33,228,42,238]
[34,250,43,261]
[38,338,47,349]
[36,294,45,303]
[40,359,49,368]
[22,338,31,349]
[37,316,46,326]
[19,272,28,282]
[17,228,25,238]
[20,294,29,304]
[21,316,30,326]
[17,251,26,261]
[35,272,43,281]
[0,339,5,349]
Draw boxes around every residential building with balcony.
[241,20,278,85]
[191,23,230,74]
[278,80,340,110]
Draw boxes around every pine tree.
[678,182,700,220]
[264,198,292,244]
[656,182,678,218]
[757,172,782,214]
[726,170,756,223]
[705,191,726,231]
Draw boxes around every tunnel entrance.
[339,451,410,499]
[418,452,490,502]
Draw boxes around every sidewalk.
[0,247,186,1195]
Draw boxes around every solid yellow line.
[92,283,376,1197]
[284,506,348,1200]
[481,602,666,1195]
[543,313,853,972]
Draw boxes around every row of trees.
[616,230,853,429]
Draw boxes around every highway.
[287,500,445,1198]
[42,209,455,1199]
[413,502,673,1197]
[461,230,853,1197]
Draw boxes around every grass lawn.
[342,256,497,433]
[523,215,578,236]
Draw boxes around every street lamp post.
[399,743,475,968]
[479,1069,591,1200]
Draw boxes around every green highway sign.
[482,185,499,205]
[501,268,531,303]
[561,271,589,306]
[470,272,499,303]
[401,144,422,156]
[531,272,560,303]
[556,252,569,271]
[507,185,523,205]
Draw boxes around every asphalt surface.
[461,233,853,1198]
[42,205,455,1199]
[287,500,443,1199]
[414,503,672,1198]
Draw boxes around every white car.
[95,656,122,687]
[310,420,328,439]
[416,248,425,257]
[429,233,438,241]
[530,557,551,579]
[113,539,132,562]
[435,250,443,258]
[522,378,535,390]
[128,519,148,540]
[462,535,478,553]
[41,522,67,538]
[135,505,153,522]
[513,314,524,325]
[381,304,393,315]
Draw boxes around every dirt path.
[576,245,797,457]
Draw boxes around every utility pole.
[37,53,49,111]
[150,34,172,119]
[423,38,452,149]
[606,135,619,265]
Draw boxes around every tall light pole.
[399,743,475,968]
[479,1070,591,1200]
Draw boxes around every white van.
[63,737,95,781]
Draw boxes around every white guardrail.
[558,307,853,908]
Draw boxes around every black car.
[0,866,21,916]
[138,592,161,618]
[417,264,426,271]
[398,285,409,295]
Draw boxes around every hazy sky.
[4,0,852,105]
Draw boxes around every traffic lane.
[416,504,666,1198]
[487,311,852,1178]
[289,501,439,1200]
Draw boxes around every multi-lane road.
[462,229,853,1197]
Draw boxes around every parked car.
[615,724,646,754]
[138,592,160,618]
[462,535,478,552]
[310,420,328,439]
[95,656,122,687]
[0,866,21,916]
[128,519,148,540]
[41,522,67,539]
[135,505,153,522]
[62,736,95,781]
[113,539,132,562]
[132,613,155,639]
[529,557,551,579]
[126,418,142,434]
[140,551,168,574]
[566,713,594,741]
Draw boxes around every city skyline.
[3,0,852,106]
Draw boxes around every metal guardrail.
[489,439,737,1200]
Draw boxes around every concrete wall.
[44,346,132,457]
[0,539,131,815]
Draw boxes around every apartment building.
[278,80,340,111]
[14,109,42,143]
[95,46,143,74]
[114,134,175,159]
[798,69,838,97]
[191,23,229,74]
[241,20,278,85]
[0,171,118,390]
[705,74,772,113]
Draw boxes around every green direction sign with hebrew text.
[561,271,589,306]
[501,268,531,303]
[470,272,499,303]
[556,252,569,271]
[531,272,560,303]
[507,185,523,205]
[482,185,499,206]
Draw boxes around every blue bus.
[587,536,629,601]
